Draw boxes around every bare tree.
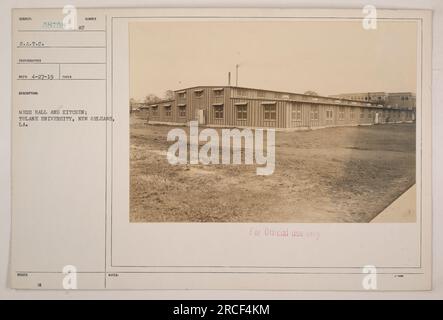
[144,94,161,104]
[164,90,174,100]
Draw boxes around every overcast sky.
[130,20,417,101]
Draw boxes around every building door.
[309,105,320,128]
[196,109,205,125]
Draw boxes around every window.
[236,104,247,120]
[164,106,171,117]
[257,91,265,98]
[310,105,319,120]
[360,109,364,118]
[264,104,276,120]
[326,109,333,120]
[350,108,355,119]
[194,90,203,98]
[339,107,345,120]
[178,105,186,117]
[213,89,224,97]
[237,89,247,97]
[151,106,158,116]
[178,92,186,99]
[368,110,372,119]
[292,105,302,121]
[213,105,224,119]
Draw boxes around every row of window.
[150,103,275,121]
[235,104,356,122]
[150,104,407,121]
[292,106,380,121]
[150,105,186,117]
[178,89,224,99]
[346,95,411,102]
[217,103,277,121]
[178,90,412,105]
[236,104,277,121]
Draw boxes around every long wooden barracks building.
[140,86,416,130]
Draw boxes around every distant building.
[139,86,415,129]
[385,92,416,110]
[329,92,388,104]
[329,92,416,110]
[130,100,148,113]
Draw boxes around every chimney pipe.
[228,72,231,86]
[235,64,239,87]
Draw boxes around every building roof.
[142,86,414,110]
[174,85,373,104]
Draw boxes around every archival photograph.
[129,20,417,223]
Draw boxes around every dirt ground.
[130,116,416,223]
